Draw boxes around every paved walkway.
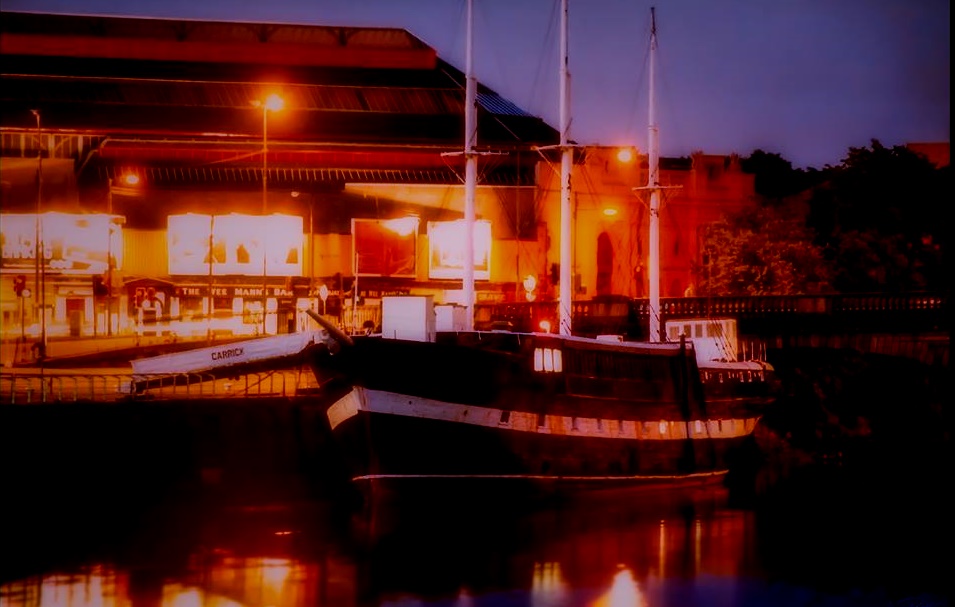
[0,334,221,369]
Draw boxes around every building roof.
[0,10,559,193]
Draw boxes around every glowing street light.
[253,93,284,334]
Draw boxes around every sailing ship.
[305,2,775,491]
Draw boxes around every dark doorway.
[596,232,613,296]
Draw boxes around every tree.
[807,140,949,293]
[696,203,831,296]
[739,149,825,202]
[694,149,832,296]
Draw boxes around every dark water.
[1,448,951,607]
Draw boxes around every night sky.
[4,0,949,169]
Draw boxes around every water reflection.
[347,483,758,606]
[0,483,745,607]
[1,466,950,607]
[593,567,643,607]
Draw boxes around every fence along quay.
[2,332,324,404]
[2,292,947,404]
[477,292,949,366]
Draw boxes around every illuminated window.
[533,348,563,373]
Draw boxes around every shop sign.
[1,212,124,273]
[173,285,304,298]
[358,288,411,299]
[428,219,491,280]
[353,218,418,277]
[168,213,303,277]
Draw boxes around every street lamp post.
[207,214,215,343]
[106,173,137,337]
[30,109,47,362]
[106,183,113,337]
[256,93,284,335]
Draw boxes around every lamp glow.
[383,216,419,237]
[264,93,285,112]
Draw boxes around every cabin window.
[534,347,563,373]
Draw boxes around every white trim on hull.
[351,470,729,483]
[327,386,760,441]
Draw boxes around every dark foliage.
[806,140,949,293]
[709,141,951,295]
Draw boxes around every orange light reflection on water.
[4,557,314,607]
[37,567,122,607]
[531,561,568,606]
[590,567,647,607]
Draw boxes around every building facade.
[1,10,757,343]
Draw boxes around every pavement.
[0,333,241,369]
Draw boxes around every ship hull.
[308,331,769,491]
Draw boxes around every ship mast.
[558,0,573,336]
[647,6,661,342]
[633,7,678,343]
[463,0,477,330]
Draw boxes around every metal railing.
[1,367,321,404]
[474,292,948,335]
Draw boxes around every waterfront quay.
[1,332,320,402]
[1,338,346,508]
[1,312,947,503]
[0,331,344,487]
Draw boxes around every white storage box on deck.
[435,304,468,332]
[382,296,436,342]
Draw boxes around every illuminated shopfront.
[1,212,124,338]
